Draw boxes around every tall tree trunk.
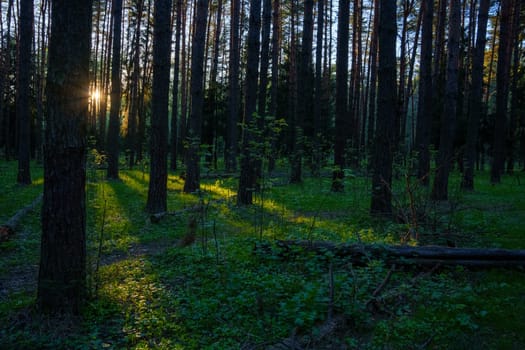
[237,0,261,205]
[38,0,93,313]
[490,0,513,183]
[312,0,324,176]
[171,0,183,171]
[461,0,490,190]
[367,0,379,148]
[415,0,433,185]
[505,0,521,174]
[107,0,123,180]
[16,0,33,185]
[254,0,271,178]
[331,0,349,192]
[370,0,396,215]
[147,0,173,212]
[267,0,280,173]
[226,0,241,172]
[2,0,14,160]
[291,0,313,183]
[432,0,461,200]
[183,0,209,193]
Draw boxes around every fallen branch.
[274,240,525,268]
[0,193,43,242]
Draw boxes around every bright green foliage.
[0,160,524,349]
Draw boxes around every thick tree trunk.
[147,0,173,213]
[237,0,261,205]
[183,0,209,193]
[16,0,33,185]
[432,0,460,201]
[38,0,93,313]
[274,240,525,267]
[106,0,123,180]
[461,0,490,190]
[370,0,396,216]
[367,0,379,147]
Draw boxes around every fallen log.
[275,240,525,268]
[0,193,43,242]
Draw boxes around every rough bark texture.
[106,0,123,180]
[237,0,261,205]
[183,0,209,193]
[147,0,173,213]
[432,0,460,200]
[38,0,93,313]
[332,0,349,192]
[370,0,396,215]
[461,0,490,190]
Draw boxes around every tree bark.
[370,0,397,215]
[237,0,261,205]
[106,0,123,180]
[147,0,173,213]
[170,0,183,171]
[16,0,34,185]
[225,0,241,172]
[431,0,461,201]
[290,0,313,184]
[183,0,209,193]
[274,240,525,267]
[38,0,93,313]
[461,0,490,190]
[490,0,513,183]
[331,0,349,192]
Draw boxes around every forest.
[0,0,524,348]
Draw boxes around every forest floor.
[0,159,524,349]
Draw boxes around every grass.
[0,159,524,349]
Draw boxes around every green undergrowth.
[0,160,524,349]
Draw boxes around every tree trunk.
[291,0,313,184]
[237,0,261,205]
[367,0,379,147]
[490,0,513,183]
[332,0,349,192]
[147,0,173,213]
[107,0,123,180]
[226,0,241,172]
[431,0,461,201]
[267,0,280,173]
[274,240,525,268]
[505,0,521,174]
[38,0,93,313]
[183,0,209,193]
[16,0,33,185]
[312,0,324,176]
[461,0,490,190]
[370,0,396,215]
[170,0,183,171]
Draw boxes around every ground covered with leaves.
[0,159,524,349]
